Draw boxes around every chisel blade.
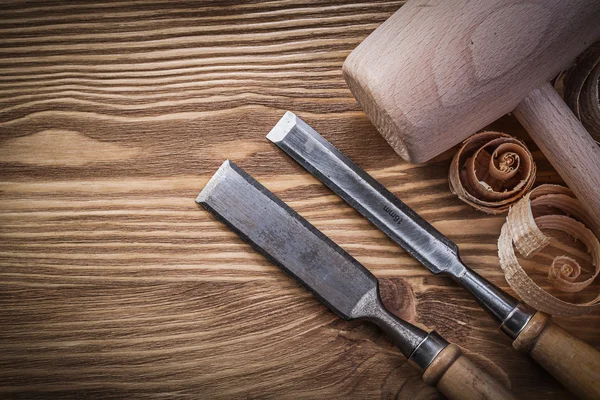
[267,111,463,277]
[267,112,528,336]
[196,160,378,320]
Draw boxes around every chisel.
[196,160,515,400]
[267,111,600,400]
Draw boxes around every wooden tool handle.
[343,0,600,163]
[422,344,516,400]
[513,312,600,400]
[513,82,600,231]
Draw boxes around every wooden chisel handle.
[370,302,516,399]
[513,312,600,400]
[421,344,516,400]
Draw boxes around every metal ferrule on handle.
[267,112,535,339]
[408,332,449,372]
[351,287,448,371]
[458,268,534,340]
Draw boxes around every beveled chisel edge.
[266,111,297,143]
[196,159,231,204]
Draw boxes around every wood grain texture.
[0,1,598,399]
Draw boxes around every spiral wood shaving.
[562,41,600,144]
[498,185,600,317]
[449,132,536,214]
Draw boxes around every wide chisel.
[196,160,515,400]
[267,111,600,400]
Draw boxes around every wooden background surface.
[1,1,598,399]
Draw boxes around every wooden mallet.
[343,0,600,228]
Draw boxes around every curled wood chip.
[449,132,536,214]
[562,41,600,144]
[498,185,600,316]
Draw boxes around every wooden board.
[0,1,598,398]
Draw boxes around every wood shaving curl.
[498,185,600,317]
[561,41,600,144]
[449,132,536,214]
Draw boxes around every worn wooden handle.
[513,312,600,400]
[422,344,516,400]
[513,82,600,231]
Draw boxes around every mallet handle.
[513,82,600,231]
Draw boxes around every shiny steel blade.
[196,160,379,319]
[267,113,528,334]
[195,160,442,362]
[267,112,462,277]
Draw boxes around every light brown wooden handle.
[513,312,600,400]
[513,82,600,231]
[422,344,516,400]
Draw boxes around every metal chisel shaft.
[267,112,534,340]
[196,160,434,363]
[196,160,515,400]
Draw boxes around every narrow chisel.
[267,111,600,400]
[196,160,515,400]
